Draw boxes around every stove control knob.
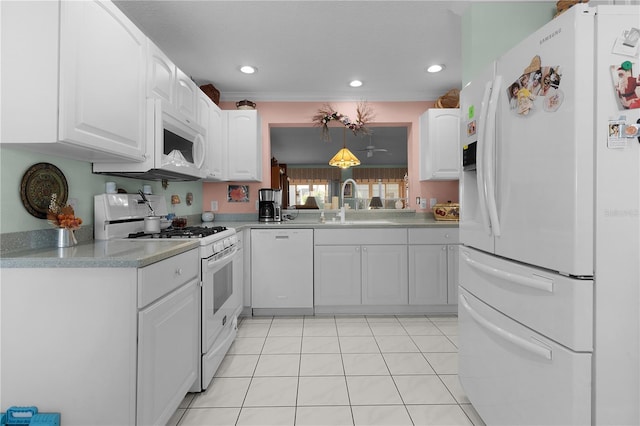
[214,241,224,253]
[223,238,231,248]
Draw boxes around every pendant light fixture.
[329,128,361,169]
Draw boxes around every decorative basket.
[555,0,588,17]
[432,202,460,221]
[435,89,460,109]
[199,84,220,105]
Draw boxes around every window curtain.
[351,167,408,182]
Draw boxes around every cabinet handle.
[362,247,367,252]
[356,247,360,252]
[175,268,183,276]
[445,233,450,239]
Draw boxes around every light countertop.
[1,214,457,268]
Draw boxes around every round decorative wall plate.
[20,162,68,219]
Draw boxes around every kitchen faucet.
[341,178,359,209]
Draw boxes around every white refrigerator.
[458,4,640,425]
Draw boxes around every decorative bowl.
[432,202,460,221]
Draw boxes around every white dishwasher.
[251,228,314,315]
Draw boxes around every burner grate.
[127,226,227,239]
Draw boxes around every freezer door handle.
[459,294,552,360]
[461,251,553,293]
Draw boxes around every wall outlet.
[210,200,218,211]
[255,201,259,211]
[420,198,427,209]
[430,198,438,208]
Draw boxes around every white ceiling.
[113,0,467,102]
[114,1,467,165]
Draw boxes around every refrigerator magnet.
[608,119,627,149]
[612,28,640,56]
[467,120,477,137]
[611,63,640,110]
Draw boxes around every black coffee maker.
[258,188,275,222]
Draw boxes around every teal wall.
[461,2,557,85]
[0,146,202,233]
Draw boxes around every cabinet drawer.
[408,228,458,245]
[138,249,199,308]
[315,228,407,245]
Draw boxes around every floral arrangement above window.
[312,102,374,141]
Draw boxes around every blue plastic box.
[0,407,60,426]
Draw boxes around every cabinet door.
[147,41,175,104]
[225,110,262,181]
[362,245,408,305]
[447,245,460,304]
[408,245,448,305]
[204,101,225,180]
[419,109,460,180]
[137,280,198,426]
[176,68,197,122]
[314,245,361,305]
[59,0,146,161]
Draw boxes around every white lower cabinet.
[314,245,362,305]
[408,228,459,305]
[314,228,408,308]
[137,279,199,426]
[408,245,448,305]
[362,245,408,305]
[0,248,199,426]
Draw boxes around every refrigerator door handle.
[484,75,502,237]
[461,251,554,293]
[459,294,552,360]
[476,81,493,235]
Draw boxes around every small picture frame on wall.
[228,185,249,202]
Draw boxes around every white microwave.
[93,98,206,181]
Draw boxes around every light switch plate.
[210,200,218,211]
[420,198,427,209]
[430,198,437,208]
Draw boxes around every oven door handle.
[205,246,238,271]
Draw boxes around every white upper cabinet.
[419,108,460,180]
[223,110,262,181]
[1,1,147,162]
[176,69,198,123]
[197,91,225,181]
[147,41,176,104]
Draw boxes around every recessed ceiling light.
[240,65,257,74]
[427,64,445,73]
[349,80,363,88]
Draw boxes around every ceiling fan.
[357,136,390,158]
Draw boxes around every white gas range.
[94,193,242,392]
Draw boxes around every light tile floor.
[169,315,485,426]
